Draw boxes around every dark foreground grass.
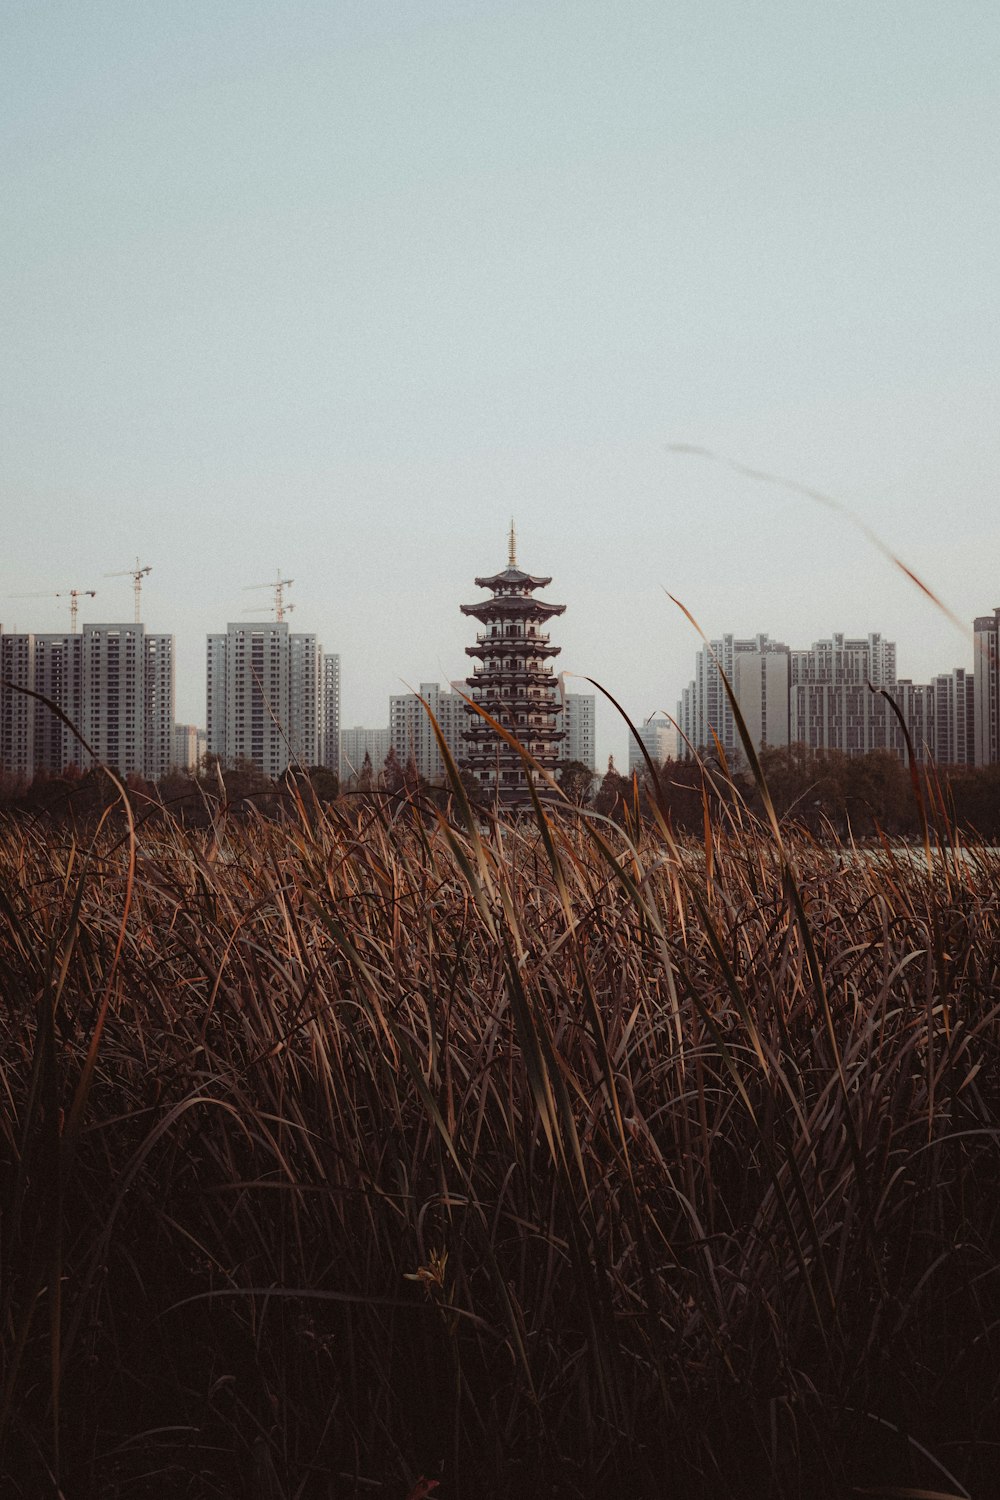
[1,783,999,1499]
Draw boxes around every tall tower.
[461,525,566,804]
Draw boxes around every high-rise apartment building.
[973,610,1000,766]
[677,634,789,758]
[32,633,84,774]
[206,622,326,777]
[677,625,979,766]
[627,717,677,776]
[0,623,174,779]
[172,723,207,773]
[143,633,175,780]
[0,631,36,778]
[559,692,597,771]
[890,681,936,762]
[732,649,790,750]
[933,667,975,767]
[340,726,390,780]
[390,682,468,781]
[79,625,174,778]
[321,653,341,776]
[788,634,896,756]
[292,633,325,766]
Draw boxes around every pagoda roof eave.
[473,566,552,590]
[460,599,566,619]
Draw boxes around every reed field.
[2,753,999,1498]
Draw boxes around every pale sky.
[3,1,998,765]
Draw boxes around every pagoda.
[461,524,566,805]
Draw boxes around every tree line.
[5,742,1000,840]
[586,744,1000,841]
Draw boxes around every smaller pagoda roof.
[472,565,552,591]
[460,595,566,619]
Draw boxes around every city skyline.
[1,538,987,771]
[1,575,986,780]
[4,3,998,770]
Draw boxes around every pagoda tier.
[465,707,563,729]
[461,525,566,807]
[459,595,566,623]
[466,633,561,660]
[472,565,553,592]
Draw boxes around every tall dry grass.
[1,766,999,1498]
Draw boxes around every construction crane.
[244,572,295,621]
[105,558,152,623]
[11,588,97,633]
[245,604,295,619]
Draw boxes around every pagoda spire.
[508,518,517,568]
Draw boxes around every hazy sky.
[3,1,998,764]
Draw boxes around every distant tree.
[950,764,1000,840]
[356,751,374,794]
[655,757,706,833]
[285,765,339,808]
[403,753,422,798]
[156,769,202,821]
[305,765,339,803]
[558,759,595,806]
[215,756,272,813]
[381,746,404,795]
[0,769,28,806]
[594,756,628,821]
[125,771,156,809]
[843,749,911,835]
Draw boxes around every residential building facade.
[558,691,597,771]
[390,681,468,781]
[973,610,1000,766]
[340,726,390,780]
[0,631,36,778]
[677,625,981,767]
[172,722,207,773]
[206,621,324,778]
[321,653,341,776]
[932,667,975,767]
[677,633,789,758]
[0,623,174,779]
[627,717,677,777]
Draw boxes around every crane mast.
[9,587,97,632]
[105,559,153,623]
[243,572,295,621]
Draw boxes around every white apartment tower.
[933,667,975,767]
[143,633,175,779]
[733,649,791,750]
[677,634,789,758]
[390,682,468,781]
[172,723,207,774]
[289,632,323,766]
[322,653,341,776]
[627,717,678,776]
[341,726,390,780]
[206,622,326,778]
[559,692,597,771]
[890,681,936,762]
[789,633,896,755]
[973,610,1000,766]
